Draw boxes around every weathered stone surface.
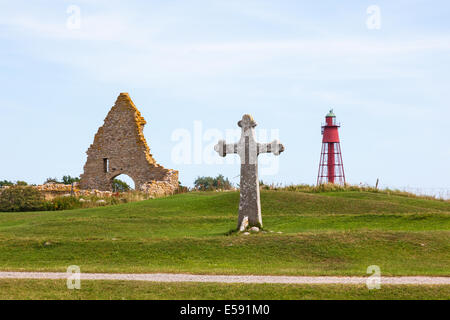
[239,216,249,232]
[140,169,179,197]
[79,93,178,195]
[35,183,76,200]
[215,114,284,229]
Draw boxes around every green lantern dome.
[326,109,336,117]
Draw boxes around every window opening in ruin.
[103,158,109,173]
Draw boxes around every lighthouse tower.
[317,109,346,185]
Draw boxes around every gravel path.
[0,272,449,285]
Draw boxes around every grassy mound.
[0,190,448,276]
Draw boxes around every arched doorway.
[111,174,136,192]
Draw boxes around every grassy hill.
[0,190,448,277]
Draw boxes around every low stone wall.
[32,176,179,200]
[33,183,111,200]
[140,169,179,198]
[34,183,73,200]
[0,176,179,200]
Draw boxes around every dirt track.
[0,272,449,285]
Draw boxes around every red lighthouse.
[317,109,346,185]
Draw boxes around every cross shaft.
[215,114,284,229]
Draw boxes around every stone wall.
[79,93,178,195]
[35,183,76,200]
[31,181,179,200]
[141,169,179,197]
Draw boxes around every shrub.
[175,181,189,194]
[44,176,81,185]
[62,175,80,185]
[0,187,155,212]
[194,174,233,191]
[112,179,131,192]
[45,177,60,184]
[0,180,14,187]
[49,196,81,211]
[0,186,48,212]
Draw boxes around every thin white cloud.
[0,13,161,44]
[1,2,449,104]
[3,12,450,53]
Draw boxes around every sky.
[0,0,449,193]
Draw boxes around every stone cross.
[214,114,285,229]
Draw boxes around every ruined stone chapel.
[79,93,178,195]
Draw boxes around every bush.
[194,175,233,191]
[0,187,154,212]
[0,180,14,187]
[175,181,189,194]
[45,177,60,184]
[44,176,80,185]
[0,180,27,187]
[0,186,48,212]
[62,175,80,185]
[49,196,81,211]
[112,179,131,192]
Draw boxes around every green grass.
[0,279,448,300]
[0,191,448,276]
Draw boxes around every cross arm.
[214,140,238,157]
[257,140,285,156]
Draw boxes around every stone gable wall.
[79,93,178,195]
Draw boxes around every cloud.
[0,12,160,44]
[3,10,450,53]
[1,2,449,100]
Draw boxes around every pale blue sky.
[1,0,449,190]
